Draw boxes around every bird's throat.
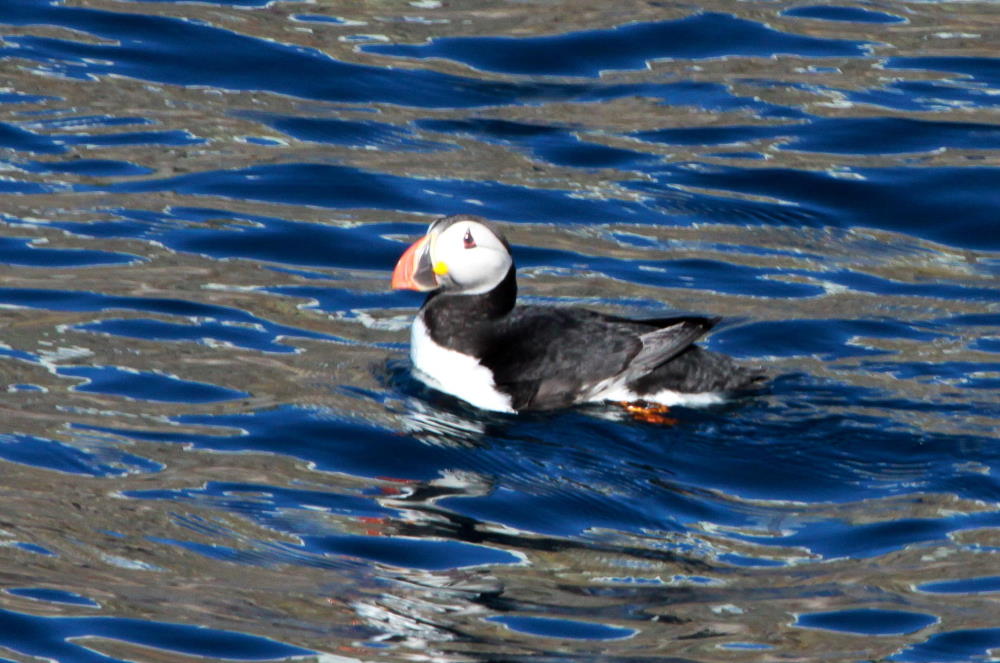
[420,266,516,354]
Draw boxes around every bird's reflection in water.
[379,358,510,448]
[398,399,492,449]
[355,360,745,659]
[347,565,504,656]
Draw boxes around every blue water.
[0,1,998,661]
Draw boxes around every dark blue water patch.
[118,211,415,276]
[606,232,659,249]
[887,56,1000,88]
[488,615,635,640]
[128,481,394,522]
[731,513,994,560]
[550,142,648,171]
[250,114,445,151]
[13,543,55,556]
[0,434,158,477]
[844,398,995,432]
[0,287,342,351]
[23,114,153,131]
[651,408,993,507]
[0,286,265,321]
[134,467,667,551]
[0,288,339,351]
[21,158,154,177]
[0,180,53,194]
[424,117,662,166]
[708,151,768,160]
[0,91,56,104]
[634,124,788,146]
[60,129,204,147]
[58,365,250,403]
[242,136,283,146]
[0,606,312,663]
[8,383,46,392]
[8,588,99,607]
[77,392,1000,550]
[973,337,1000,354]
[719,642,774,650]
[891,628,1000,662]
[417,117,664,168]
[938,313,1000,328]
[822,270,999,302]
[627,176,829,228]
[0,237,138,267]
[99,402,630,544]
[539,137,657,169]
[860,360,1000,385]
[718,553,788,567]
[76,318,330,354]
[168,215,413,270]
[0,121,65,154]
[654,165,1000,250]
[308,534,519,570]
[782,6,904,23]
[0,344,40,363]
[0,1,587,108]
[292,14,348,24]
[419,119,563,142]
[919,576,1000,594]
[966,375,1000,390]
[845,80,1000,113]
[796,609,935,635]
[600,258,825,298]
[84,405,498,482]
[365,12,867,77]
[97,163,649,224]
[468,476,700,537]
[635,117,1000,155]
[265,285,420,314]
[790,117,1000,155]
[586,81,805,115]
[728,319,905,360]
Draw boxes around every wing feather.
[479,307,715,410]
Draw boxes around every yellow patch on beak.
[433,261,449,276]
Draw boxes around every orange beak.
[391,235,438,291]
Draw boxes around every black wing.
[479,307,715,410]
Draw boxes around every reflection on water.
[0,0,998,661]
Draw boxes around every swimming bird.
[391,214,764,413]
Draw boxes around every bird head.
[391,215,513,295]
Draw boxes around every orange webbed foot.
[615,400,677,425]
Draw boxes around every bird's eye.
[463,228,476,249]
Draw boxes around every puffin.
[391,214,764,413]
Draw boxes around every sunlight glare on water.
[0,0,997,661]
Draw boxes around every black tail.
[628,346,766,394]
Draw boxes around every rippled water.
[1,0,998,661]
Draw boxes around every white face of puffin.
[430,218,511,294]
[391,215,513,295]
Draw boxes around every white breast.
[409,316,515,413]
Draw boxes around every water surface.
[0,0,997,661]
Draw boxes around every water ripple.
[0,0,997,661]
